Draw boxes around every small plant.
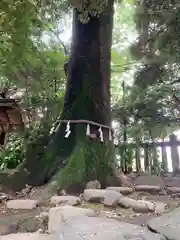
[118,145,133,172]
[0,135,24,170]
[151,162,164,176]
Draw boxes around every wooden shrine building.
[0,97,24,148]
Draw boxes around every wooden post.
[170,134,180,175]
[119,145,125,172]
[161,141,168,173]
[135,147,141,172]
[152,145,158,167]
[144,143,149,172]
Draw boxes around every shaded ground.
[0,204,49,234]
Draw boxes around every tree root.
[109,162,134,188]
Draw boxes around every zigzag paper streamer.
[86,124,90,136]
[109,129,112,141]
[98,127,104,142]
[64,121,71,138]
[114,138,119,146]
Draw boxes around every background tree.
[113,0,180,140]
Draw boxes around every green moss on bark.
[56,126,112,191]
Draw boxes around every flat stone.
[134,201,165,214]
[147,207,180,240]
[166,186,180,193]
[154,202,165,215]
[106,187,133,194]
[133,200,155,213]
[48,206,96,234]
[118,196,138,208]
[6,200,39,210]
[134,176,165,188]
[103,190,122,207]
[50,196,81,206]
[83,189,106,202]
[57,216,165,240]
[135,185,161,192]
[118,197,155,213]
[136,200,164,215]
[1,233,55,240]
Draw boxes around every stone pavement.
[1,175,180,240]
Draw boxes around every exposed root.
[109,162,134,188]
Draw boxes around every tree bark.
[3,1,117,192]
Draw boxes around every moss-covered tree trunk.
[52,2,114,190]
[4,1,117,192]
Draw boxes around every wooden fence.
[118,133,180,174]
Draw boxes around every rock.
[103,190,122,207]
[57,189,66,196]
[137,185,161,192]
[1,233,55,240]
[135,185,161,192]
[30,212,49,233]
[30,183,55,202]
[0,192,15,201]
[133,200,155,213]
[48,206,96,234]
[166,186,180,193]
[159,190,167,196]
[18,216,42,233]
[6,200,39,210]
[137,200,165,215]
[106,187,133,194]
[118,197,156,213]
[134,176,165,188]
[134,200,165,214]
[154,202,165,215]
[50,196,81,206]
[118,196,138,208]
[39,212,49,224]
[0,220,18,235]
[57,216,165,239]
[21,185,32,196]
[147,207,180,240]
[85,180,101,189]
[83,189,106,202]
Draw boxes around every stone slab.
[147,207,180,240]
[57,216,165,240]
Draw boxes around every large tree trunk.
[3,0,131,192]
[49,2,114,190]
